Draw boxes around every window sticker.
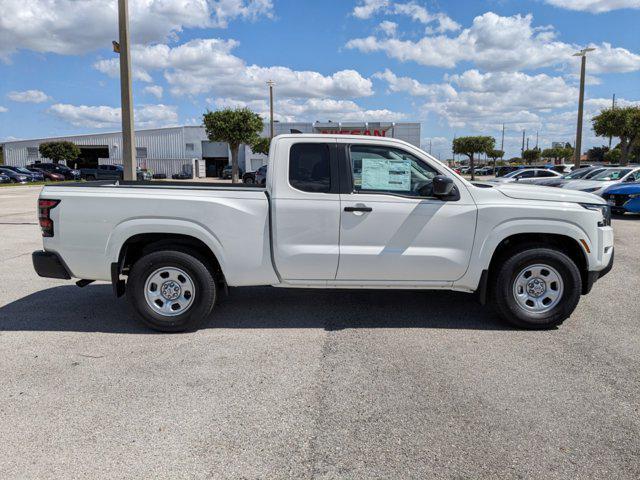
[361,158,411,191]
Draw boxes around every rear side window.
[289,143,331,193]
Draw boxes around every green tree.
[487,149,504,172]
[592,106,640,165]
[522,148,541,165]
[541,147,559,162]
[452,136,495,180]
[586,145,609,163]
[604,148,621,163]
[38,141,81,164]
[251,137,271,156]
[203,108,264,183]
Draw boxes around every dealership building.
[1,121,421,178]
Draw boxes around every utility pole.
[501,123,505,151]
[535,131,539,149]
[526,137,530,150]
[117,0,136,181]
[521,130,525,157]
[267,80,275,139]
[608,93,616,148]
[429,139,432,155]
[573,47,595,169]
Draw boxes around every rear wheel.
[491,247,581,329]
[244,176,254,184]
[126,250,217,332]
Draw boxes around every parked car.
[0,172,11,184]
[533,167,607,188]
[495,166,521,177]
[0,166,31,183]
[254,165,267,185]
[488,168,562,184]
[81,164,152,181]
[562,167,640,196]
[32,134,613,333]
[28,167,65,181]
[602,182,640,214]
[27,162,81,180]
[221,165,244,180]
[0,165,44,181]
[172,172,192,180]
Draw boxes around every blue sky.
[1,0,639,158]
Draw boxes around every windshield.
[503,170,523,178]
[590,168,631,181]
[563,168,591,179]
[16,167,32,174]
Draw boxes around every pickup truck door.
[336,142,477,283]
[271,139,341,281]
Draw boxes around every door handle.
[344,206,372,212]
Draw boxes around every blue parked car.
[602,182,640,214]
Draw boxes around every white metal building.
[1,122,421,178]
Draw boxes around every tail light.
[38,199,60,237]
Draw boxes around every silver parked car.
[562,167,640,196]
[488,168,562,184]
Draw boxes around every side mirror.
[432,175,455,197]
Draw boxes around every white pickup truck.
[33,134,614,332]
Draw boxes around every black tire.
[491,247,582,329]
[126,250,217,332]
[244,176,254,184]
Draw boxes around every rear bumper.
[32,251,71,279]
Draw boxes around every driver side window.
[349,145,438,197]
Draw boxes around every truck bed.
[54,179,266,191]
[40,180,277,286]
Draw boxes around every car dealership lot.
[0,186,638,479]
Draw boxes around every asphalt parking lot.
[0,186,638,479]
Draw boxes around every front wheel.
[126,250,217,332]
[491,248,582,329]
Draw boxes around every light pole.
[573,47,595,169]
[266,80,275,139]
[116,0,136,181]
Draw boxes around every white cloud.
[0,106,8,113]
[0,0,274,60]
[93,38,374,100]
[347,12,640,73]
[352,1,459,33]
[48,103,178,128]
[375,68,577,130]
[544,0,640,13]
[353,0,389,19]
[7,89,50,103]
[378,21,398,37]
[208,97,405,123]
[143,85,164,99]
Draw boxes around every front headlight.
[629,193,640,199]
[580,203,611,227]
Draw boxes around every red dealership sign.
[317,129,388,137]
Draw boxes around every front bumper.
[584,248,614,294]
[32,251,71,279]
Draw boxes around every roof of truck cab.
[275,133,411,144]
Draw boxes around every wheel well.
[487,233,589,294]
[117,233,225,284]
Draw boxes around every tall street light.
[266,80,275,139]
[115,0,136,181]
[573,47,595,169]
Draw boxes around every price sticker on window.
[361,158,411,191]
